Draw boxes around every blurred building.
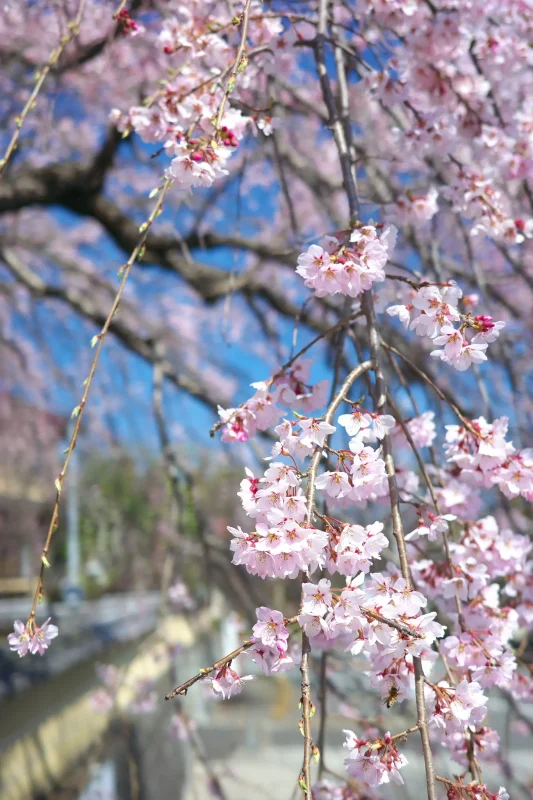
[0,394,65,583]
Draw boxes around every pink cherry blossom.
[405,411,436,449]
[302,579,332,616]
[252,607,289,652]
[7,620,32,658]
[298,418,336,448]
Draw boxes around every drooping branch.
[299,358,374,797]
[312,4,438,796]
[166,615,299,701]
[23,177,173,623]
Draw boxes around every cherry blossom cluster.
[343,730,407,788]
[364,0,533,249]
[227,405,398,578]
[411,512,533,725]
[387,284,505,372]
[7,617,58,658]
[199,606,300,701]
[220,382,533,789]
[443,166,533,244]
[444,416,533,500]
[228,457,327,578]
[296,225,397,298]
[315,409,395,507]
[111,1,287,191]
[298,574,444,706]
[217,358,328,443]
[428,677,488,740]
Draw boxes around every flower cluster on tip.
[387,282,505,372]
[111,1,288,192]
[296,224,397,299]
[7,617,58,658]
[217,358,328,443]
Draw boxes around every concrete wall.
[0,614,202,800]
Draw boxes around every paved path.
[179,660,533,800]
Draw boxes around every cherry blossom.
[209,665,254,700]
[252,607,289,653]
[7,621,32,658]
[302,580,333,616]
[298,418,336,448]
[296,225,396,298]
[405,411,436,449]
[405,512,456,542]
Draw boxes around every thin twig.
[317,652,328,778]
[166,617,299,700]
[382,341,479,438]
[26,178,172,623]
[386,393,439,512]
[165,640,253,700]
[214,0,253,130]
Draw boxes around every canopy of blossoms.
[2,1,533,799]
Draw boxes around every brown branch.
[166,615,299,700]
[165,639,254,701]
[314,0,360,221]
[363,609,425,640]
[0,247,224,412]
[317,652,328,778]
[312,4,438,796]
[298,358,374,797]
